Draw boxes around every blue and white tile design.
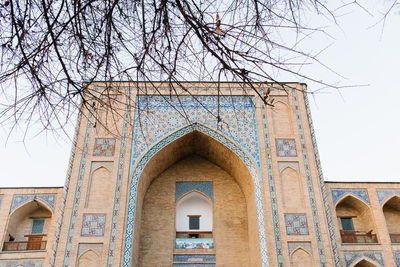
[123,120,269,267]
[287,242,312,255]
[394,251,400,266]
[0,259,44,267]
[331,189,370,206]
[10,194,56,213]
[275,139,297,157]
[302,89,340,266]
[49,106,83,267]
[343,251,385,267]
[106,92,131,267]
[284,214,309,235]
[292,89,327,265]
[261,103,284,266]
[377,189,400,205]
[173,264,215,267]
[93,138,116,156]
[81,214,106,237]
[176,182,213,201]
[173,254,216,262]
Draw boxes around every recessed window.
[31,218,45,235]
[188,215,200,230]
[340,217,354,232]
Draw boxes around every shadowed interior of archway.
[127,130,261,266]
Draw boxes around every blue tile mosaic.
[284,214,309,235]
[261,103,284,266]
[176,182,213,201]
[10,194,56,213]
[93,138,116,156]
[343,251,385,267]
[377,189,400,205]
[394,251,400,266]
[81,214,107,237]
[123,122,269,267]
[275,139,297,157]
[292,89,327,265]
[173,254,216,262]
[302,89,340,266]
[0,259,43,267]
[173,264,215,267]
[49,106,83,267]
[331,189,370,205]
[106,92,131,267]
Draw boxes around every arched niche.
[124,125,265,267]
[272,101,293,136]
[176,191,212,232]
[86,166,112,209]
[335,195,377,243]
[382,196,400,243]
[3,200,52,251]
[280,167,304,210]
[77,249,100,267]
[290,248,313,267]
[352,258,379,267]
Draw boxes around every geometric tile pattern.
[261,103,284,266]
[93,138,116,156]
[284,214,309,235]
[61,107,94,267]
[10,194,57,213]
[292,90,327,265]
[331,189,370,205]
[0,259,44,267]
[343,251,385,267]
[394,251,400,266]
[49,108,84,267]
[275,139,297,157]
[287,242,312,255]
[376,189,400,205]
[106,93,130,267]
[173,264,215,267]
[81,214,106,237]
[130,95,262,170]
[173,254,216,262]
[176,182,213,201]
[302,90,341,266]
[123,122,269,267]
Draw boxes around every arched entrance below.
[127,129,263,266]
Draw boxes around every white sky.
[0,2,399,187]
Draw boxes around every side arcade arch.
[122,123,268,267]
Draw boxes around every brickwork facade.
[0,82,398,267]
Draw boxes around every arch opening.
[127,128,263,267]
[290,248,314,267]
[382,195,400,243]
[3,200,52,252]
[352,258,379,267]
[335,195,377,244]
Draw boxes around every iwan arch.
[0,82,399,267]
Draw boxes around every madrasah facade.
[0,82,399,267]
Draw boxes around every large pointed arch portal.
[122,122,268,266]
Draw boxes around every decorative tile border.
[287,242,312,255]
[106,92,130,266]
[394,251,400,266]
[81,214,106,237]
[10,194,56,213]
[0,259,44,267]
[176,182,213,201]
[122,123,269,267]
[62,107,94,267]
[173,264,215,267]
[173,254,216,262]
[302,89,341,266]
[93,138,116,156]
[49,107,83,267]
[284,214,309,235]
[343,251,385,267]
[176,238,214,249]
[275,139,297,157]
[331,189,370,206]
[292,89,326,266]
[377,189,400,205]
[261,103,284,266]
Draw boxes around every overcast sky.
[0,2,399,187]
